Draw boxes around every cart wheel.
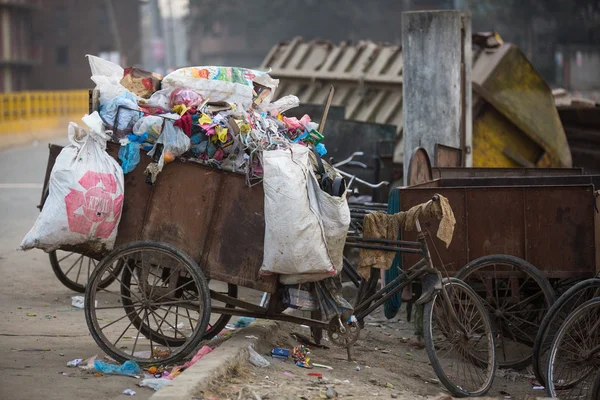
[120,263,236,347]
[84,241,211,366]
[455,254,555,370]
[593,370,600,400]
[532,278,600,387]
[424,277,497,397]
[49,250,123,293]
[546,297,600,399]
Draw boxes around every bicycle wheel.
[455,254,555,370]
[85,241,211,366]
[547,297,600,399]
[50,250,123,292]
[533,278,600,387]
[120,262,236,347]
[424,277,497,397]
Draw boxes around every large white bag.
[260,145,350,283]
[21,112,124,253]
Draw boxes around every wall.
[564,47,600,91]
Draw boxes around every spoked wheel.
[424,278,497,397]
[121,264,236,346]
[546,297,600,399]
[455,254,555,370]
[50,250,123,293]
[533,278,600,388]
[593,370,600,400]
[85,241,211,366]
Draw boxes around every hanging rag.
[174,112,193,137]
[358,194,455,279]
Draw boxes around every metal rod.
[354,258,428,316]
[318,86,335,134]
[210,306,330,329]
[346,237,422,247]
[345,243,424,254]
[210,290,266,314]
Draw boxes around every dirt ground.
[199,304,549,400]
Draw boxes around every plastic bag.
[20,112,125,253]
[118,133,148,174]
[139,378,170,391]
[99,91,141,138]
[259,145,335,278]
[161,66,266,110]
[93,360,141,376]
[248,345,270,368]
[265,95,300,114]
[132,115,163,142]
[168,88,203,109]
[87,55,127,104]
[139,88,172,114]
[146,120,190,180]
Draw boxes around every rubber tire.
[593,371,600,400]
[532,278,600,387]
[85,241,211,366]
[424,278,497,398]
[120,265,236,347]
[546,297,600,399]
[50,251,123,293]
[455,254,555,370]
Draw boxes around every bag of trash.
[132,115,163,142]
[120,66,162,99]
[259,144,337,279]
[119,132,148,174]
[93,360,141,376]
[168,88,203,109]
[87,55,127,104]
[99,90,141,138]
[20,112,125,253]
[145,120,190,182]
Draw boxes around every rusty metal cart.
[395,168,600,370]
[38,141,501,397]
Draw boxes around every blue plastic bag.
[118,133,148,174]
[94,360,141,376]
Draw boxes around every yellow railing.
[0,90,89,135]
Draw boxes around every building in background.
[0,0,141,92]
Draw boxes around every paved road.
[0,139,153,400]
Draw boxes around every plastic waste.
[99,91,141,138]
[119,133,148,174]
[87,55,127,104]
[139,377,170,391]
[181,345,213,369]
[265,95,300,114]
[122,389,136,396]
[20,112,125,253]
[132,115,164,143]
[71,296,84,309]
[93,360,141,377]
[248,346,270,368]
[168,88,203,109]
[233,317,255,328]
[147,120,190,173]
[67,358,82,367]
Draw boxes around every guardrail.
[0,90,89,135]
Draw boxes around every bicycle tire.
[532,278,600,387]
[85,241,211,366]
[424,277,497,397]
[456,254,555,370]
[50,250,122,293]
[546,297,600,399]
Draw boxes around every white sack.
[260,145,337,278]
[279,168,350,284]
[21,112,124,253]
[87,55,127,103]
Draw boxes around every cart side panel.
[140,162,223,265]
[204,173,278,293]
[399,187,468,274]
[105,143,153,247]
[466,188,526,260]
[525,186,596,279]
[596,193,600,276]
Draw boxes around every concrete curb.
[149,319,280,400]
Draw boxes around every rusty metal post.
[402,10,472,184]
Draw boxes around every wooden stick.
[318,86,335,134]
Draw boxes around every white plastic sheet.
[20,112,124,253]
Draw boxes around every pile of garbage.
[88,56,326,184]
